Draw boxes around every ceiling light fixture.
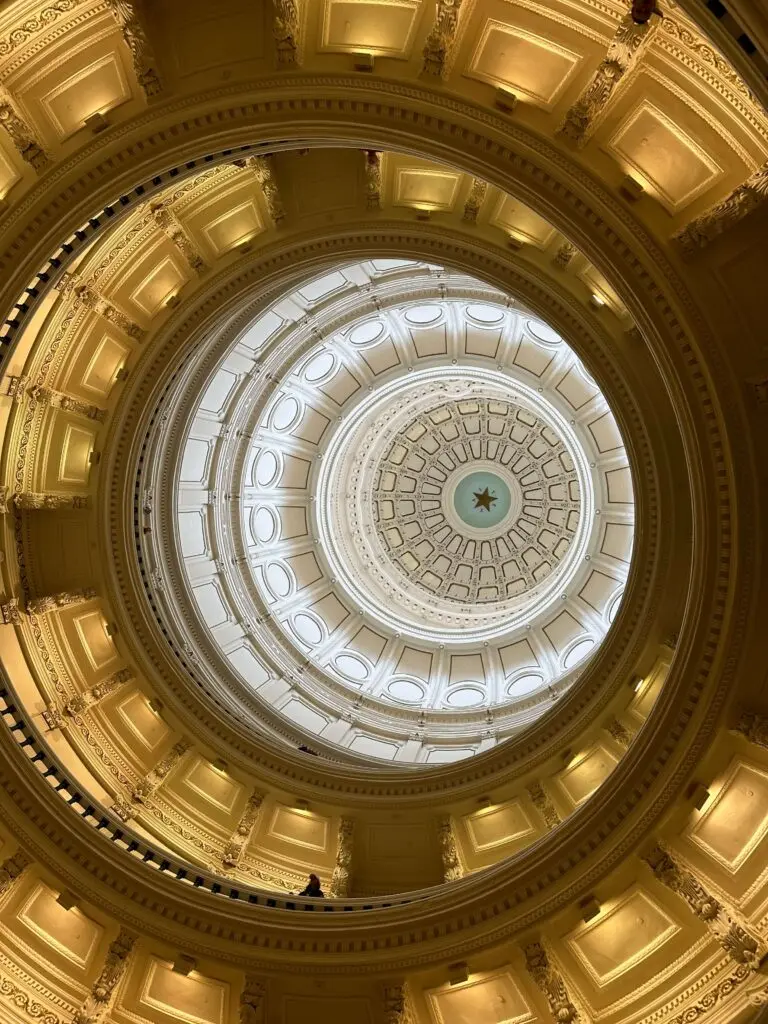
[590,292,606,308]
[580,896,601,922]
[619,174,645,202]
[689,782,710,810]
[84,111,109,134]
[447,962,469,986]
[354,52,374,72]
[56,891,78,910]
[495,88,518,113]
[172,954,196,976]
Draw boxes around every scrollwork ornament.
[676,164,768,255]
[72,928,136,1024]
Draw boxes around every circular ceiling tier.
[164,262,634,762]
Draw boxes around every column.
[524,941,580,1024]
[438,816,464,882]
[26,588,96,616]
[644,843,767,967]
[72,927,137,1024]
[527,781,562,831]
[559,13,659,146]
[329,816,355,897]
[65,668,133,716]
[0,92,50,172]
[104,0,162,98]
[0,850,31,898]
[221,789,264,869]
[422,0,464,78]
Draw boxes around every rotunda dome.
[167,262,633,761]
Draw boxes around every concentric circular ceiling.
[165,260,635,762]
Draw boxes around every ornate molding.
[552,241,578,270]
[0,850,31,897]
[243,156,286,226]
[422,0,463,78]
[0,971,63,1024]
[150,205,208,275]
[222,789,264,869]
[732,710,768,748]
[675,164,768,255]
[605,716,632,749]
[462,178,488,223]
[0,92,50,172]
[272,0,302,66]
[55,272,146,341]
[364,150,382,210]
[559,13,659,146]
[240,976,265,1023]
[524,940,580,1023]
[64,668,133,716]
[72,927,136,1024]
[26,588,96,616]
[104,0,162,99]
[527,781,561,830]
[12,492,90,510]
[329,816,355,898]
[645,844,767,967]
[437,816,463,882]
[383,983,414,1024]
[131,738,192,804]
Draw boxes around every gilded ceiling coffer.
[221,789,265,869]
[329,816,355,897]
[645,843,768,968]
[524,940,581,1023]
[559,13,659,146]
[72,927,137,1024]
[438,815,464,882]
[0,91,50,172]
[675,164,768,255]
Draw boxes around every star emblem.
[472,486,497,512]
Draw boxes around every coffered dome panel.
[171,263,634,761]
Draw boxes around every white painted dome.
[175,260,634,761]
